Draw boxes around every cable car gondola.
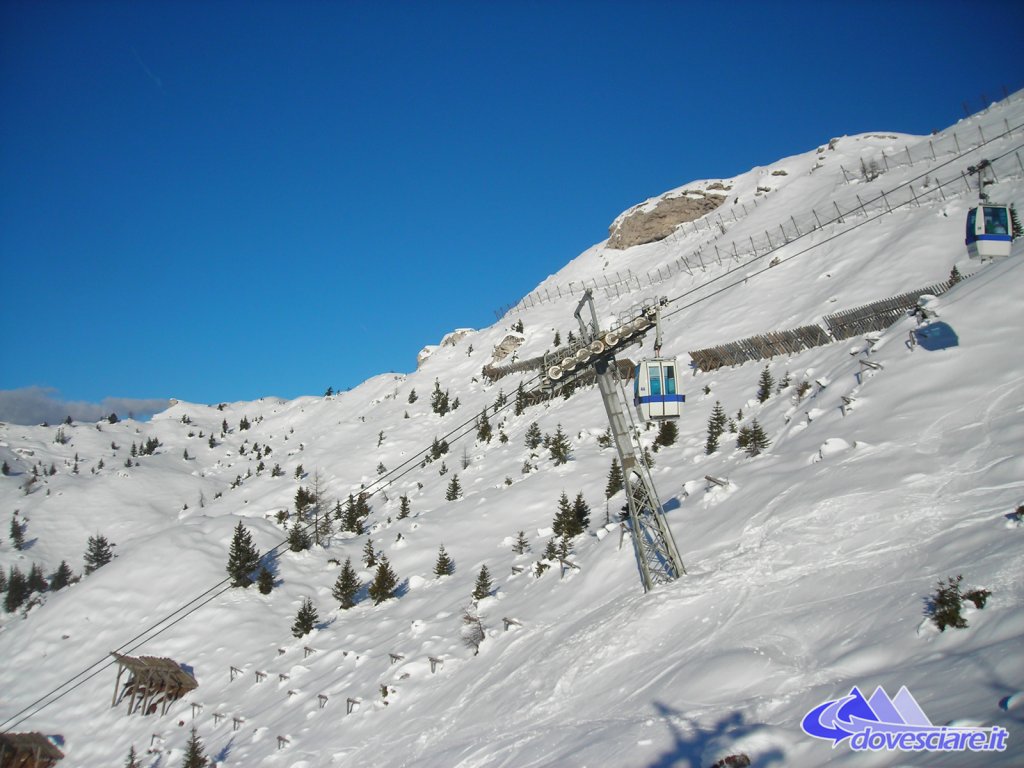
[634,357,684,420]
[965,203,1013,260]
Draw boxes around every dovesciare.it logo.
[801,686,1008,754]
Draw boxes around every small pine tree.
[949,264,962,285]
[10,514,25,550]
[744,419,770,456]
[49,560,75,591]
[931,575,968,632]
[408,388,418,404]
[542,538,558,561]
[331,557,361,609]
[654,419,678,449]
[552,491,574,538]
[605,458,624,498]
[180,727,208,768]
[1,460,9,475]
[514,381,527,416]
[472,564,493,601]
[397,494,411,519]
[368,556,399,605]
[27,563,48,594]
[83,534,114,574]
[124,744,141,768]
[434,545,454,577]
[572,492,591,533]
[291,597,319,638]
[5,566,28,612]
[445,474,463,501]
[757,366,774,403]
[1009,202,1022,240]
[524,422,542,450]
[226,522,260,587]
[512,531,530,554]
[553,330,561,347]
[287,522,312,552]
[548,424,571,465]
[476,407,492,443]
[362,537,378,568]
[257,566,274,595]
[706,400,728,455]
[340,494,365,535]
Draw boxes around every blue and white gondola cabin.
[634,358,685,420]
[965,204,1013,260]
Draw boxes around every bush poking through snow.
[929,574,991,631]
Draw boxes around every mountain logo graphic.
[801,686,1008,754]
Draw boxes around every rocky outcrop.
[607,189,727,249]
[490,333,524,363]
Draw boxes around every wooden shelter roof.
[0,731,65,763]
[109,652,198,693]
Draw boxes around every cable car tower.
[543,290,685,591]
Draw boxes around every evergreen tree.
[514,381,527,416]
[605,458,624,498]
[287,522,312,552]
[524,422,542,450]
[434,545,454,577]
[368,556,399,605]
[1,460,9,475]
[705,401,727,455]
[548,424,571,465]
[50,560,74,591]
[124,745,141,768]
[757,366,775,403]
[180,727,208,768]
[572,492,591,533]
[949,264,962,285]
[430,380,451,416]
[257,566,274,595]
[340,494,365,535]
[744,419,771,456]
[445,474,463,501]
[291,597,319,638]
[476,407,492,443]
[542,538,558,561]
[332,557,361,609]
[407,388,418,404]
[27,563,48,594]
[226,522,260,587]
[514,319,524,333]
[362,537,378,568]
[553,330,561,347]
[1010,203,1022,240]
[0,567,6,594]
[5,566,28,612]
[472,564,493,601]
[552,491,575,538]
[9,514,25,550]
[654,419,678,449]
[397,494,411,519]
[512,530,530,554]
[84,534,114,574]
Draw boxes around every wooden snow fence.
[0,733,64,768]
[689,325,831,372]
[110,652,198,717]
[822,281,951,340]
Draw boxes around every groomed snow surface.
[2,94,1023,767]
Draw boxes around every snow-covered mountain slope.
[2,93,1022,768]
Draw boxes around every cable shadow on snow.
[644,701,784,768]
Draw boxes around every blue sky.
[1,0,1021,422]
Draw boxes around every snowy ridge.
[1,94,1023,767]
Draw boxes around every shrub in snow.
[930,574,991,631]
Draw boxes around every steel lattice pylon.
[572,292,685,592]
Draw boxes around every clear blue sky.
[1,0,1021,420]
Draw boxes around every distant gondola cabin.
[634,358,685,420]
[966,204,1013,260]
